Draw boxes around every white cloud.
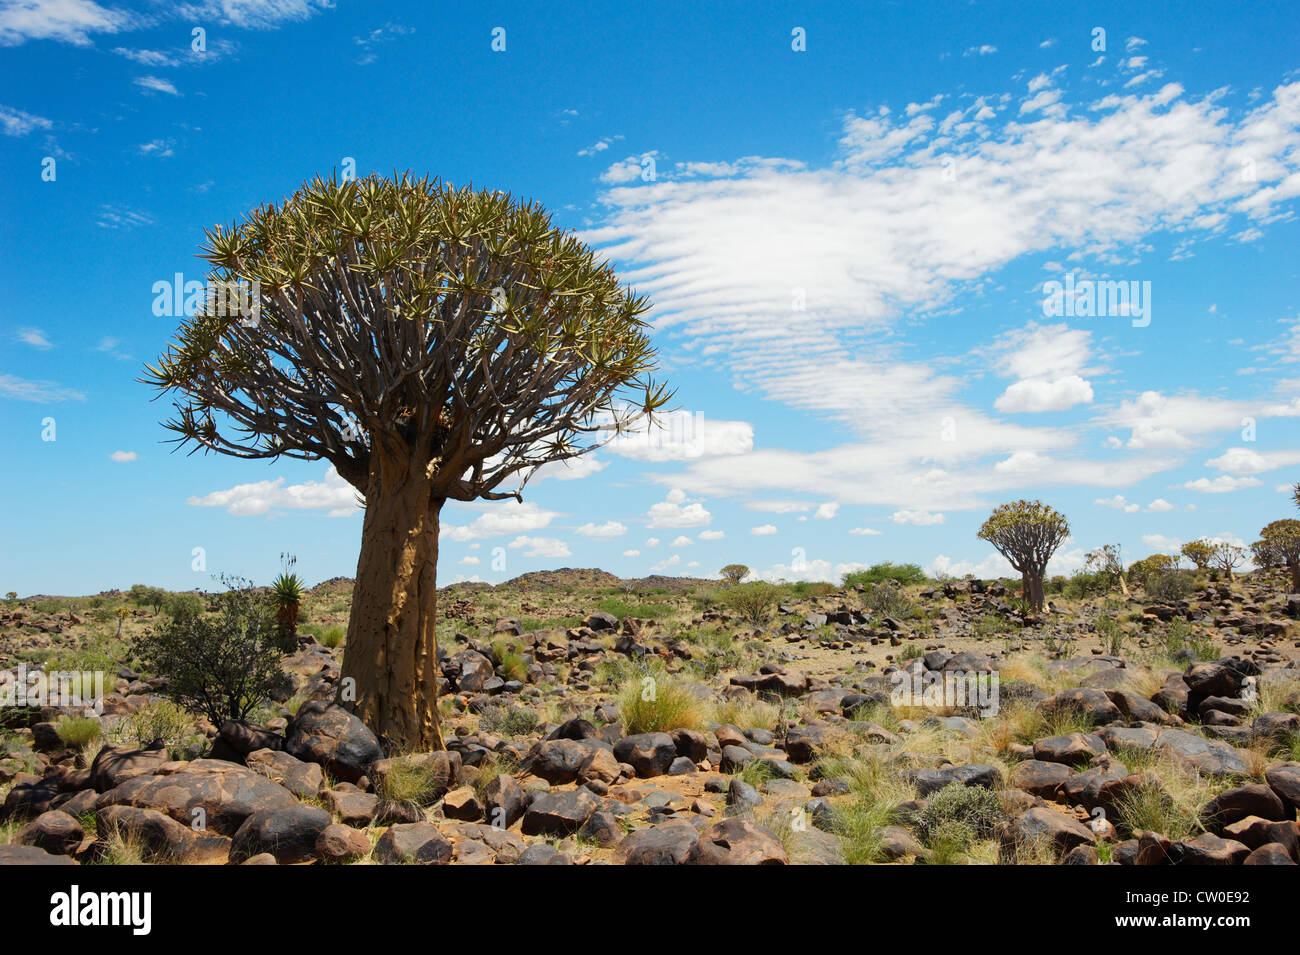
[0,374,85,403]
[1146,498,1174,512]
[1095,494,1139,513]
[1141,533,1183,553]
[645,537,660,548]
[187,466,359,517]
[606,412,753,461]
[134,76,180,96]
[530,454,607,482]
[649,553,681,572]
[1183,475,1263,493]
[0,105,52,137]
[645,488,712,528]
[750,524,778,535]
[996,375,1094,413]
[892,509,945,526]
[108,450,137,462]
[508,535,571,559]
[670,535,692,547]
[622,549,640,557]
[0,0,129,46]
[15,327,52,348]
[574,520,627,539]
[1206,447,1300,475]
[459,556,480,566]
[813,502,839,520]
[698,529,725,540]
[850,527,883,536]
[441,500,559,541]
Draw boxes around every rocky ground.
[2,568,1299,866]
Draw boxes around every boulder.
[244,748,323,799]
[95,805,232,864]
[96,759,298,835]
[18,810,83,855]
[617,822,699,864]
[283,702,382,783]
[89,741,170,792]
[521,788,600,836]
[686,817,787,865]
[613,733,677,778]
[374,822,453,865]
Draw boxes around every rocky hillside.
[1,569,1298,866]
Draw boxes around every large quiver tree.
[145,173,670,751]
[976,499,1069,614]
[1253,519,1300,592]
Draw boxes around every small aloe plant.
[272,553,304,649]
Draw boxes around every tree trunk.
[339,453,444,753]
[1288,559,1300,593]
[1022,569,1046,614]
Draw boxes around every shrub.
[723,581,779,625]
[134,577,285,726]
[915,783,1002,845]
[617,662,703,734]
[106,700,204,759]
[162,592,205,621]
[719,564,749,584]
[478,705,540,737]
[865,582,913,619]
[843,562,927,588]
[1145,568,1192,602]
[55,715,102,748]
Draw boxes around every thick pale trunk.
[1288,560,1300,593]
[339,455,444,753]
[1021,569,1046,614]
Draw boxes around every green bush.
[55,715,102,748]
[915,783,1002,845]
[723,581,779,625]
[843,563,927,588]
[134,578,286,726]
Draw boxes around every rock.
[877,825,925,860]
[96,759,298,835]
[671,728,709,763]
[583,611,619,631]
[517,844,573,865]
[283,702,383,783]
[441,786,483,821]
[373,800,425,826]
[726,778,763,814]
[618,822,699,864]
[1184,663,1243,701]
[218,721,284,757]
[1151,674,1190,718]
[1037,688,1122,727]
[686,817,787,864]
[314,823,372,863]
[447,650,495,692]
[0,776,60,822]
[521,788,599,836]
[481,774,525,829]
[1106,690,1174,724]
[1033,733,1107,767]
[1175,832,1250,865]
[1002,807,1096,859]
[1011,760,1072,799]
[784,723,840,764]
[1062,845,1099,865]
[89,741,170,792]
[530,738,599,784]
[1153,728,1250,776]
[1265,763,1300,811]
[578,810,624,847]
[613,732,677,778]
[321,788,379,826]
[1254,713,1300,747]
[374,822,453,865]
[1223,816,1299,856]
[244,748,323,799]
[232,804,332,864]
[95,805,232,864]
[1244,843,1297,865]
[1200,784,1290,829]
[0,844,77,865]
[910,764,1003,796]
[18,810,83,855]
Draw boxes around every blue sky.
[2,0,1299,595]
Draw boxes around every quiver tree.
[1180,539,1215,573]
[1252,520,1300,591]
[1210,542,1246,581]
[976,500,1069,613]
[144,173,670,751]
[719,564,750,585]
